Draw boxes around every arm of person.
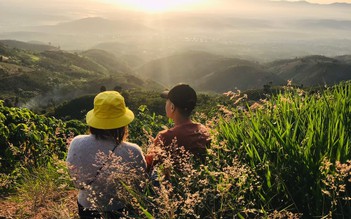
[145,133,164,173]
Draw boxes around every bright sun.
[107,0,204,12]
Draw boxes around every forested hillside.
[0,41,162,112]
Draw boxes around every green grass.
[28,54,40,62]
[1,158,77,218]
[217,82,351,217]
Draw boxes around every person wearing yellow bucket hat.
[66,91,146,218]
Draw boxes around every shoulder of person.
[193,122,209,129]
[192,123,211,136]
[120,141,142,152]
[119,142,146,164]
[70,134,92,145]
[156,128,175,140]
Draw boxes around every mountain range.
[1,40,351,106]
[136,51,284,92]
[136,51,351,92]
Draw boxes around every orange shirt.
[146,122,211,167]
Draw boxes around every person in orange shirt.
[146,84,211,171]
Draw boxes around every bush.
[0,101,73,192]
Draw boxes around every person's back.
[155,122,210,158]
[67,135,145,211]
[66,91,146,218]
[146,84,211,169]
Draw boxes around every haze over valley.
[1,0,351,63]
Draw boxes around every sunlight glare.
[107,0,205,12]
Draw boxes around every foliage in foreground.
[217,82,351,217]
[0,157,77,218]
[1,82,351,218]
[0,100,86,193]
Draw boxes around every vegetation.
[1,81,351,218]
[0,100,85,193]
[217,82,351,217]
[1,40,351,218]
[0,43,163,111]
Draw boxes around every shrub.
[0,101,73,192]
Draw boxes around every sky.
[291,0,351,2]
[96,0,351,12]
[2,0,351,13]
[1,0,351,14]
[0,0,350,29]
[1,0,350,58]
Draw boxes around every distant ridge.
[335,55,351,63]
[136,50,284,92]
[295,19,351,29]
[137,51,351,91]
[198,64,285,92]
[81,49,133,74]
[266,55,351,87]
[329,2,351,6]
[0,40,59,52]
[34,17,152,33]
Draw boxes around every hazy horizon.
[1,0,351,62]
[1,0,351,27]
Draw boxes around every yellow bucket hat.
[86,91,134,129]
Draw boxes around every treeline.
[49,89,229,121]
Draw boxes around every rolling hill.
[136,50,284,92]
[136,51,227,86]
[0,40,59,52]
[80,49,133,74]
[197,64,284,92]
[266,55,351,87]
[2,39,351,111]
[0,41,162,111]
[136,51,351,91]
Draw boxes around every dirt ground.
[0,190,78,219]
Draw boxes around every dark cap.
[161,84,197,112]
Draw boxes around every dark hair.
[90,126,127,146]
[175,105,193,118]
[161,84,197,113]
